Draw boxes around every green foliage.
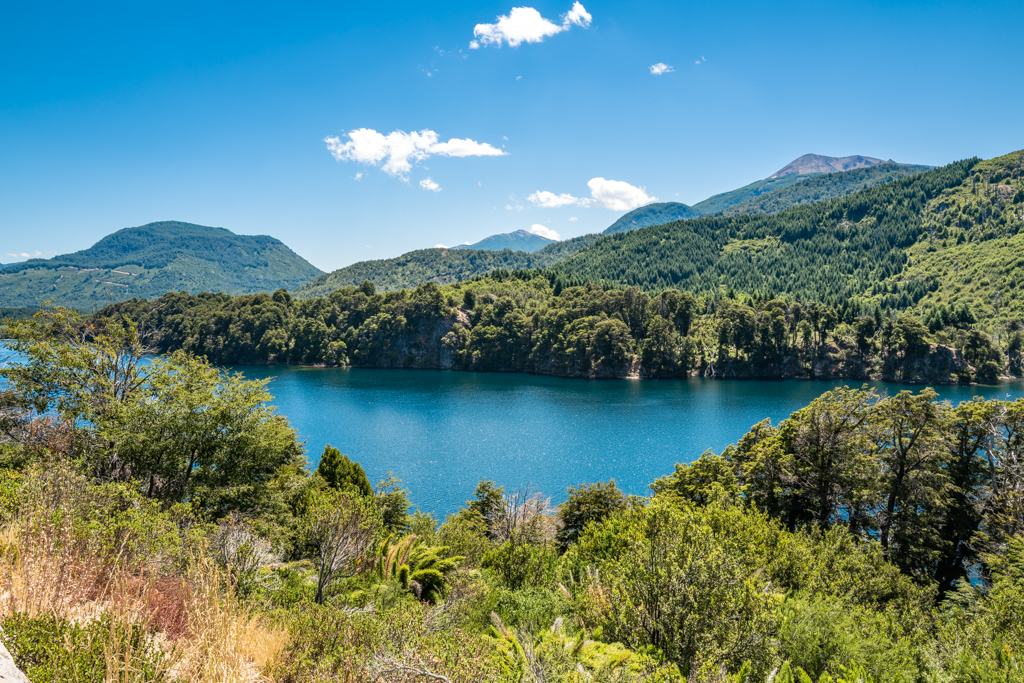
[483,541,558,591]
[316,445,372,497]
[651,451,740,506]
[775,594,920,682]
[2,612,170,683]
[572,499,778,676]
[555,159,976,302]
[301,486,381,604]
[372,533,463,603]
[0,221,322,310]
[556,480,628,551]
[1,307,305,517]
[374,474,412,534]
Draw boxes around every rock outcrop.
[0,639,29,683]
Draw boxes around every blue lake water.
[228,366,1024,515]
[3,342,1022,515]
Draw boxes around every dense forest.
[0,307,1021,681]
[551,159,977,302]
[94,263,1020,385]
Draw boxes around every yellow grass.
[0,507,289,683]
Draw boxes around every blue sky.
[2,1,1023,271]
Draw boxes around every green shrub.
[2,612,170,683]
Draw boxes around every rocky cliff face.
[881,344,970,384]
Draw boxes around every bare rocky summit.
[770,153,887,178]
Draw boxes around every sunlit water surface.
[3,343,1022,514]
[228,365,1024,515]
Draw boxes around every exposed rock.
[0,639,29,683]
[882,344,969,384]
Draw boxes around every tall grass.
[0,463,288,683]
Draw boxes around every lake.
[229,366,1024,515]
[3,341,1022,515]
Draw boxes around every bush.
[2,612,170,683]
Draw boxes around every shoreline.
[221,359,1024,388]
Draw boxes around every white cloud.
[434,243,449,248]
[587,177,655,211]
[569,216,578,221]
[354,172,364,180]
[420,178,441,192]
[472,2,591,48]
[649,62,674,75]
[528,178,656,211]
[527,190,583,208]
[529,224,561,240]
[324,128,505,178]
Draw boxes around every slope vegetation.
[553,159,978,304]
[293,234,599,298]
[452,229,555,252]
[0,221,322,310]
[602,202,701,235]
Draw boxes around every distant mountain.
[0,221,322,310]
[295,153,932,297]
[452,229,555,253]
[602,203,701,235]
[770,154,885,178]
[690,175,811,216]
[293,236,600,298]
[689,157,924,217]
[718,163,933,216]
[552,159,978,298]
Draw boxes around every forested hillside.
[0,222,322,310]
[553,159,977,304]
[2,309,1022,681]
[717,163,932,216]
[292,234,599,298]
[306,160,932,294]
[602,202,701,234]
[97,263,1017,385]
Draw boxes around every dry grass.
[170,558,289,683]
[0,464,290,683]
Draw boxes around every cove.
[231,366,1024,516]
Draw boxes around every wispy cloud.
[324,128,505,178]
[528,178,656,211]
[420,178,441,192]
[529,224,561,240]
[649,62,674,75]
[470,2,591,49]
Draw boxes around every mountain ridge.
[452,229,555,253]
[769,153,886,178]
[0,221,322,310]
